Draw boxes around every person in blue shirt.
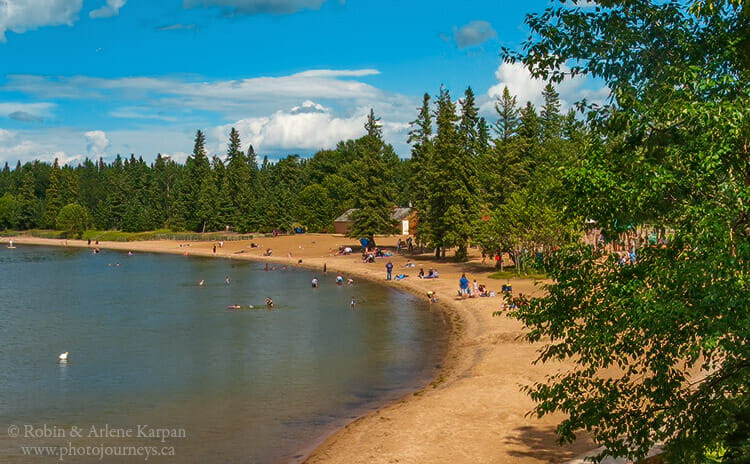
[385,261,394,280]
[459,273,470,297]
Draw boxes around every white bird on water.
[58,352,69,362]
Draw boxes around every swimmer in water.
[265,297,274,308]
[336,275,344,285]
[346,278,354,285]
[312,277,319,288]
[350,297,356,308]
[199,279,205,286]
[227,304,241,310]
[225,276,231,284]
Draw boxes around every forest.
[0,83,584,258]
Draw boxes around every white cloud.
[453,20,496,49]
[109,106,177,121]
[486,61,609,113]
[183,0,327,15]
[0,102,55,121]
[0,0,82,42]
[84,130,110,156]
[0,127,79,165]
[4,70,385,119]
[213,101,366,154]
[1,69,419,162]
[89,0,126,19]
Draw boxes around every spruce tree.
[43,159,63,228]
[349,109,397,246]
[540,83,562,141]
[408,93,434,247]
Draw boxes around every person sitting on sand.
[402,260,415,268]
[427,291,438,303]
[423,269,438,279]
[264,248,272,256]
[265,297,274,308]
[418,268,425,279]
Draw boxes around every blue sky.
[0,0,607,165]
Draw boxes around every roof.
[334,207,414,223]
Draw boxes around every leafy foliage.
[502,0,750,461]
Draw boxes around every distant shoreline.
[2,234,593,463]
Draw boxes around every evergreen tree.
[408,93,434,246]
[349,109,397,246]
[42,159,63,228]
[540,83,562,141]
[493,86,520,143]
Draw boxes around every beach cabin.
[333,207,416,235]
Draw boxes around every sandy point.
[3,234,593,463]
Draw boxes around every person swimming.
[336,275,344,285]
[199,279,205,286]
[350,297,356,308]
[225,276,231,284]
[265,297,274,308]
[227,304,241,310]
[312,277,319,288]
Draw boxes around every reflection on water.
[0,245,447,463]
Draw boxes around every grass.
[487,269,548,280]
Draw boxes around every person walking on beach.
[385,261,393,281]
[213,244,217,254]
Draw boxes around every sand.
[3,234,594,463]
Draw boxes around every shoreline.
[3,234,594,463]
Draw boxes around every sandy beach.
[3,234,593,463]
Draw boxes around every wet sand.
[3,234,593,463]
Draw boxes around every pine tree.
[540,83,562,141]
[423,86,464,258]
[494,86,520,143]
[408,93,434,246]
[17,171,41,229]
[349,109,397,246]
[43,159,63,228]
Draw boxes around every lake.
[0,245,447,463]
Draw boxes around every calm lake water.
[0,245,447,463]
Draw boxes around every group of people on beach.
[458,273,494,298]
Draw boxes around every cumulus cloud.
[486,61,609,112]
[0,127,79,165]
[84,130,110,156]
[453,20,496,49]
[89,0,126,19]
[183,0,327,15]
[214,101,365,154]
[211,100,414,158]
[0,0,82,42]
